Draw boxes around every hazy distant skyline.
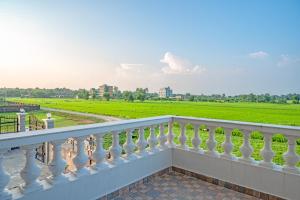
[0,1,300,95]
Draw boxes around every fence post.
[43,113,54,129]
[16,109,26,132]
[43,113,54,164]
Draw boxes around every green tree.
[103,92,111,101]
[123,91,134,102]
[135,88,146,102]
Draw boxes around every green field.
[9,98,300,166]
[0,110,104,130]
[10,98,300,126]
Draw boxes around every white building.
[159,86,173,98]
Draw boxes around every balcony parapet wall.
[0,115,299,200]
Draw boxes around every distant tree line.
[0,88,76,98]
[186,93,300,104]
[0,87,299,104]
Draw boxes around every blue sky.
[0,0,299,95]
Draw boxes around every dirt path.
[41,107,122,122]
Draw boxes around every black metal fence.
[0,115,19,134]
[0,101,40,113]
[29,114,45,131]
[29,114,47,163]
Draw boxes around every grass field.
[9,98,300,166]
[10,98,300,126]
[0,110,104,130]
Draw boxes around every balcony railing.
[0,115,299,200]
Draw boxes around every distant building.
[175,94,184,100]
[99,84,119,97]
[89,88,99,98]
[159,87,173,98]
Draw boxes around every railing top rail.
[173,116,300,136]
[1,115,299,149]
[0,115,172,149]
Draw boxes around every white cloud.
[116,63,144,77]
[248,51,269,59]
[160,52,206,74]
[277,54,300,67]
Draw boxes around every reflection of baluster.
[0,149,11,199]
[47,139,68,185]
[20,145,43,194]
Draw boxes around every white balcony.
[0,116,299,200]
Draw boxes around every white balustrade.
[158,124,167,149]
[191,124,202,152]
[92,134,108,169]
[259,133,274,168]
[109,131,123,163]
[0,115,300,199]
[0,149,11,199]
[239,130,254,163]
[72,136,89,176]
[167,121,175,147]
[283,136,300,173]
[221,128,234,160]
[47,139,68,185]
[148,125,158,151]
[205,127,218,157]
[136,127,148,155]
[123,129,136,159]
[179,122,188,149]
[20,145,43,193]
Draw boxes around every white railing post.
[123,129,136,160]
[167,121,175,147]
[221,128,234,160]
[239,130,254,163]
[0,149,11,200]
[43,113,54,129]
[158,124,167,149]
[72,136,89,176]
[109,131,123,164]
[136,127,148,155]
[47,139,68,185]
[283,136,300,174]
[20,144,43,194]
[192,124,202,153]
[259,133,274,168]
[92,134,108,169]
[179,122,188,149]
[16,110,26,132]
[205,127,218,157]
[148,125,158,152]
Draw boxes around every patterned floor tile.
[116,172,259,200]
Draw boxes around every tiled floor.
[115,171,259,200]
